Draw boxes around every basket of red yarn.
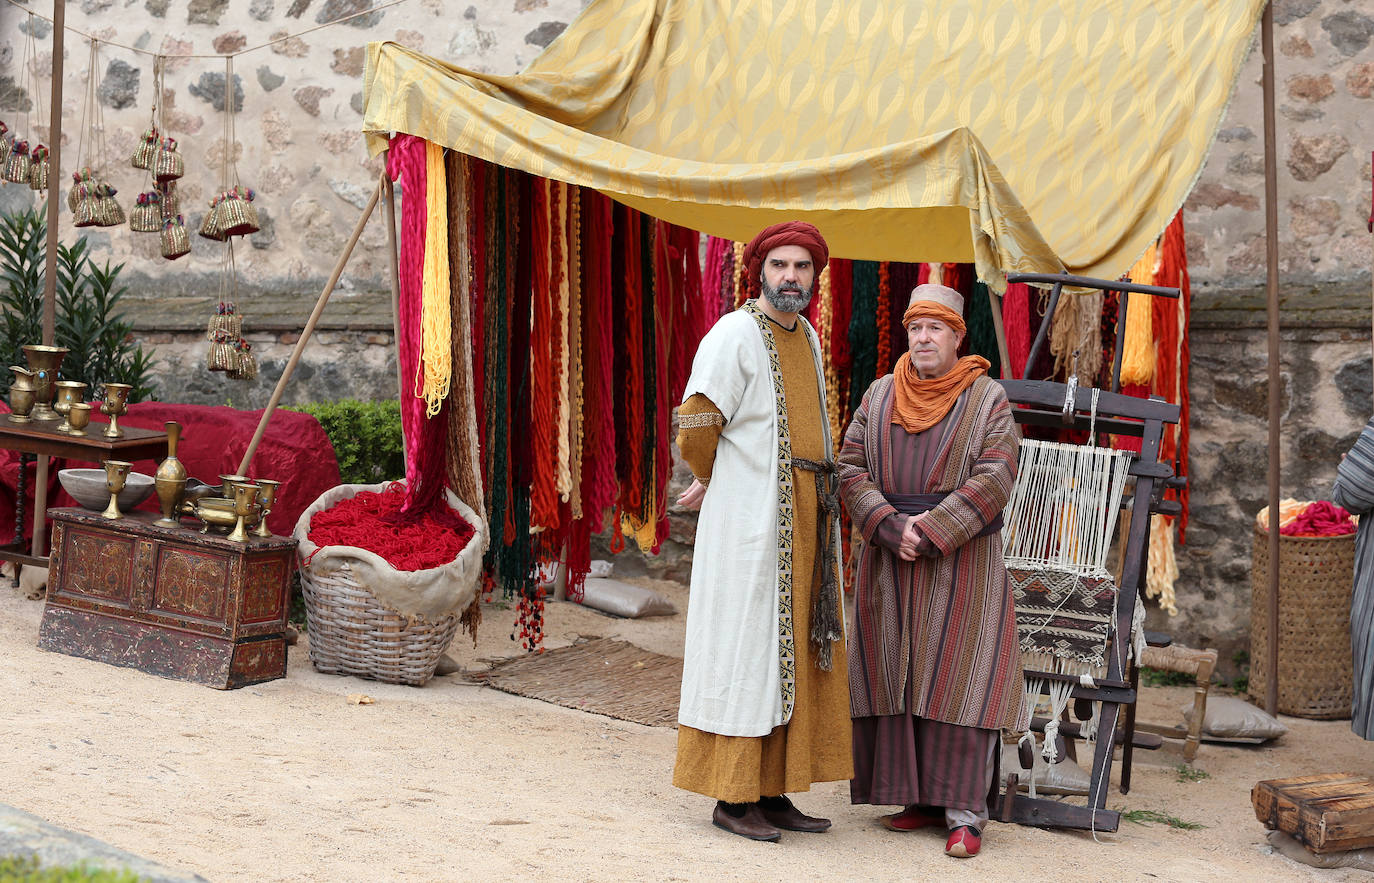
[293,480,488,686]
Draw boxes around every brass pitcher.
[154,421,188,528]
[8,366,36,423]
[22,344,68,421]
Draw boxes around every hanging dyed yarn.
[1118,243,1158,387]
[418,140,452,416]
[1001,282,1032,380]
[1003,399,1138,764]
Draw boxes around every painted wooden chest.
[38,508,296,689]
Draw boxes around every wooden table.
[0,416,167,572]
[38,508,295,689]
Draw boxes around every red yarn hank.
[1155,211,1191,541]
[308,485,475,571]
[1002,281,1032,380]
[528,179,559,532]
[1280,501,1356,537]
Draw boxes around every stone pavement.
[0,803,207,882]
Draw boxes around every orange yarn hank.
[308,484,475,572]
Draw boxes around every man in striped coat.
[1333,416,1374,741]
[838,283,1025,859]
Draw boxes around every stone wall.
[2,2,1372,671]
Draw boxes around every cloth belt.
[882,491,1005,539]
[791,456,842,671]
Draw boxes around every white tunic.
[677,309,832,737]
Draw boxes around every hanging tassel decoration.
[129,190,163,233]
[160,215,190,260]
[27,145,48,191]
[3,140,31,184]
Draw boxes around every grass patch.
[0,855,145,882]
[1175,763,1210,783]
[1122,809,1205,830]
[1140,666,1195,688]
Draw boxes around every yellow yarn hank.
[731,240,747,308]
[816,265,845,456]
[567,183,585,520]
[419,140,452,416]
[1119,243,1157,387]
[621,447,662,553]
[554,181,573,501]
[1145,514,1179,616]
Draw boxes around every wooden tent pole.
[31,0,67,562]
[987,287,1010,378]
[234,181,381,478]
[1261,0,1281,715]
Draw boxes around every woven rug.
[1009,566,1117,670]
[465,637,681,727]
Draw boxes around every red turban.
[741,221,830,299]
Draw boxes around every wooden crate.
[1253,774,1374,854]
[38,508,296,689]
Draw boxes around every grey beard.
[761,279,812,314]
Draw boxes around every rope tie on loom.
[420,141,451,415]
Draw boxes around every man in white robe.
[672,222,852,842]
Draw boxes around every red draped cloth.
[0,401,340,551]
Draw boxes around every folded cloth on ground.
[1182,696,1288,742]
[578,578,676,619]
[999,743,1090,795]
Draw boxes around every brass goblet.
[99,382,133,438]
[252,479,281,538]
[53,381,88,433]
[67,402,92,436]
[102,460,132,520]
[219,474,250,501]
[227,480,260,543]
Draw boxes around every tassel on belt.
[882,491,1004,539]
[791,456,842,672]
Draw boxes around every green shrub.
[285,399,404,485]
[0,854,145,882]
[0,207,156,401]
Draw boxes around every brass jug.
[154,421,189,528]
[8,367,36,423]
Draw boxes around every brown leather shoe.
[712,802,782,842]
[759,796,832,833]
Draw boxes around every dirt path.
[0,578,1365,882]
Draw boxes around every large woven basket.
[1248,526,1355,719]
[295,483,486,686]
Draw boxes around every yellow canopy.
[363,0,1265,287]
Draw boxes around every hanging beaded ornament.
[131,127,159,170]
[160,214,190,260]
[153,136,184,183]
[213,187,260,237]
[0,122,11,165]
[3,140,31,184]
[129,190,162,233]
[91,182,125,227]
[28,145,48,192]
[155,179,179,218]
[68,167,93,213]
[227,337,257,381]
[205,301,242,340]
[199,194,227,241]
[206,328,238,373]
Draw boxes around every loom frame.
[993,274,1182,834]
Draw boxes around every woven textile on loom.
[1002,431,1141,760]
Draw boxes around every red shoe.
[879,805,943,832]
[944,825,981,858]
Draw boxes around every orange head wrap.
[902,284,966,334]
[741,221,830,299]
[891,284,987,434]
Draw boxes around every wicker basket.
[1248,526,1355,719]
[294,482,487,686]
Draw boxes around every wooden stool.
[1134,643,1218,761]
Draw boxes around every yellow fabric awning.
[363,0,1265,287]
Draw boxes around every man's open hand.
[677,479,707,510]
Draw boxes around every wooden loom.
[992,272,1184,833]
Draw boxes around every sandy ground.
[0,575,1369,883]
